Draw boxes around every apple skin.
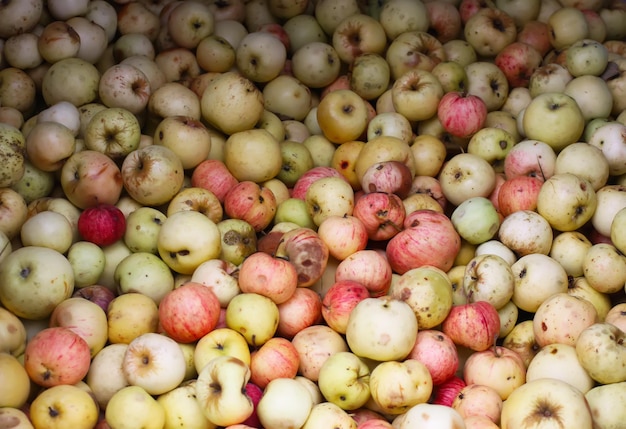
[249,336,300,389]
[158,282,221,343]
[442,301,501,352]
[78,204,127,247]
[406,329,459,386]
[24,326,92,388]
[463,345,527,401]
[437,91,488,139]
[386,209,461,275]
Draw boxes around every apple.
[24,326,91,387]
[257,377,314,429]
[121,145,185,207]
[226,292,279,347]
[29,384,99,429]
[385,31,445,81]
[0,246,74,320]
[322,279,370,335]
[495,42,543,89]
[526,343,595,394]
[317,215,369,261]
[548,231,592,278]
[588,122,626,176]
[216,218,257,266]
[346,296,417,362]
[386,209,461,275]
[452,384,503,425]
[533,292,598,347]
[442,301,501,352]
[106,292,159,345]
[317,351,371,411]
[500,378,593,428]
[391,69,443,122]
[378,0,429,40]
[122,332,187,396]
[123,206,167,254]
[536,173,597,232]
[352,192,405,242]
[498,209,554,257]
[263,75,313,123]
[554,142,609,192]
[166,187,223,225]
[148,81,202,121]
[438,91,488,139]
[463,7,517,57]
[249,337,300,389]
[37,20,81,64]
[157,210,221,275]
[305,176,355,227]
[78,204,126,247]
[302,402,358,429]
[528,63,573,98]
[370,359,433,416]
[201,71,264,135]
[548,6,590,50]
[465,61,510,112]
[291,324,349,382]
[277,287,323,339]
[236,31,287,83]
[582,243,626,294]
[392,403,465,428]
[316,89,369,144]
[222,128,282,183]
[406,330,459,386]
[0,305,27,357]
[105,385,165,429]
[156,380,214,429]
[20,210,73,254]
[0,352,30,408]
[237,251,298,304]
[511,252,569,314]
[193,327,251,374]
[86,343,129,408]
[60,150,124,209]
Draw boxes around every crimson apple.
[77,204,126,247]
[249,337,300,389]
[431,375,466,407]
[242,382,263,428]
[334,249,393,297]
[494,42,543,88]
[190,159,239,203]
[276,287,323,339]
[223,181,277,232]
[497,175,544,217]
[237,251,298,305]
[321,279,370,334]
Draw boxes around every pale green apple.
[467,127,516,173]
[277,140,315,188]
[97,241,132,291]
[369,359,432,415]
[10,160,54,204]
[274,197,316,230]
[123,206,167,254]
[537,173,597,232]
[0,122,25,189]
[451,197,500,245]
[316,351,371,411]
[114,252,174,304]
[0,246,74,320]
[67,241,106,288]
[216,218,257,266]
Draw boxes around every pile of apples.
[1,0,626,427]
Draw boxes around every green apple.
[10,160,54,204]
[537,173,597,232]
[114,252,175,305]
[0,122,26,188]
[0,246,74,320]
[216,218,257,266]
[277,140,315,188]
[467,127,516,173]
[451,197,500,245]
[123,207,167,254]
[317,351,370,411]
[274,197,316,230]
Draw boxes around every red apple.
[407,330,459,385]
[291,166,347,200]
[77,204,126,247]
[437,91,488,139]
[360,160,413,199]
[497,175,544,217]
[386,209,461,275]
[321,280,370,334]
[431,375,467,407]
[191,159,239,203]
[242,382,264,428]
[517,20,552,57]
[317,215,369,261]
[276,287,323,339]
[249,337,300,389]
[335,249,393,297]
[442,301,501,352]
[352,192,406,241]
[72,285,116,312]
[158,282,221,343]
[237,251,298,304]
[223,181,277,232]
[494,42,543,88]
[24,327,92,387]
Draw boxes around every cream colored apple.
[257,377,314,429]
[391,69,443,122]
[498,210,553,257]
[511,253,569,313]
[392,403,465,428]
[548,7,589,50]
[201,71,264,135]
[157,210,221,275]
[195,355,254,427]
[585,382,626,429]
[526,343,594,393]
[223,128,282,183]
[536,173,597,232]
[106,385,166,429]
[225,292,279,347]
[305,176,355,227]
[582,243,626,295]
[190,259,240,307]
[20,210,73,253]
[122,332,187,396]
[86,343,129,409]
[153,115,211,170]
[439,153,497,207]
[549,231,592,278]
[317,89,369,144]
[554,142,609,192]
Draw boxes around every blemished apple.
[442,301,501,352]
